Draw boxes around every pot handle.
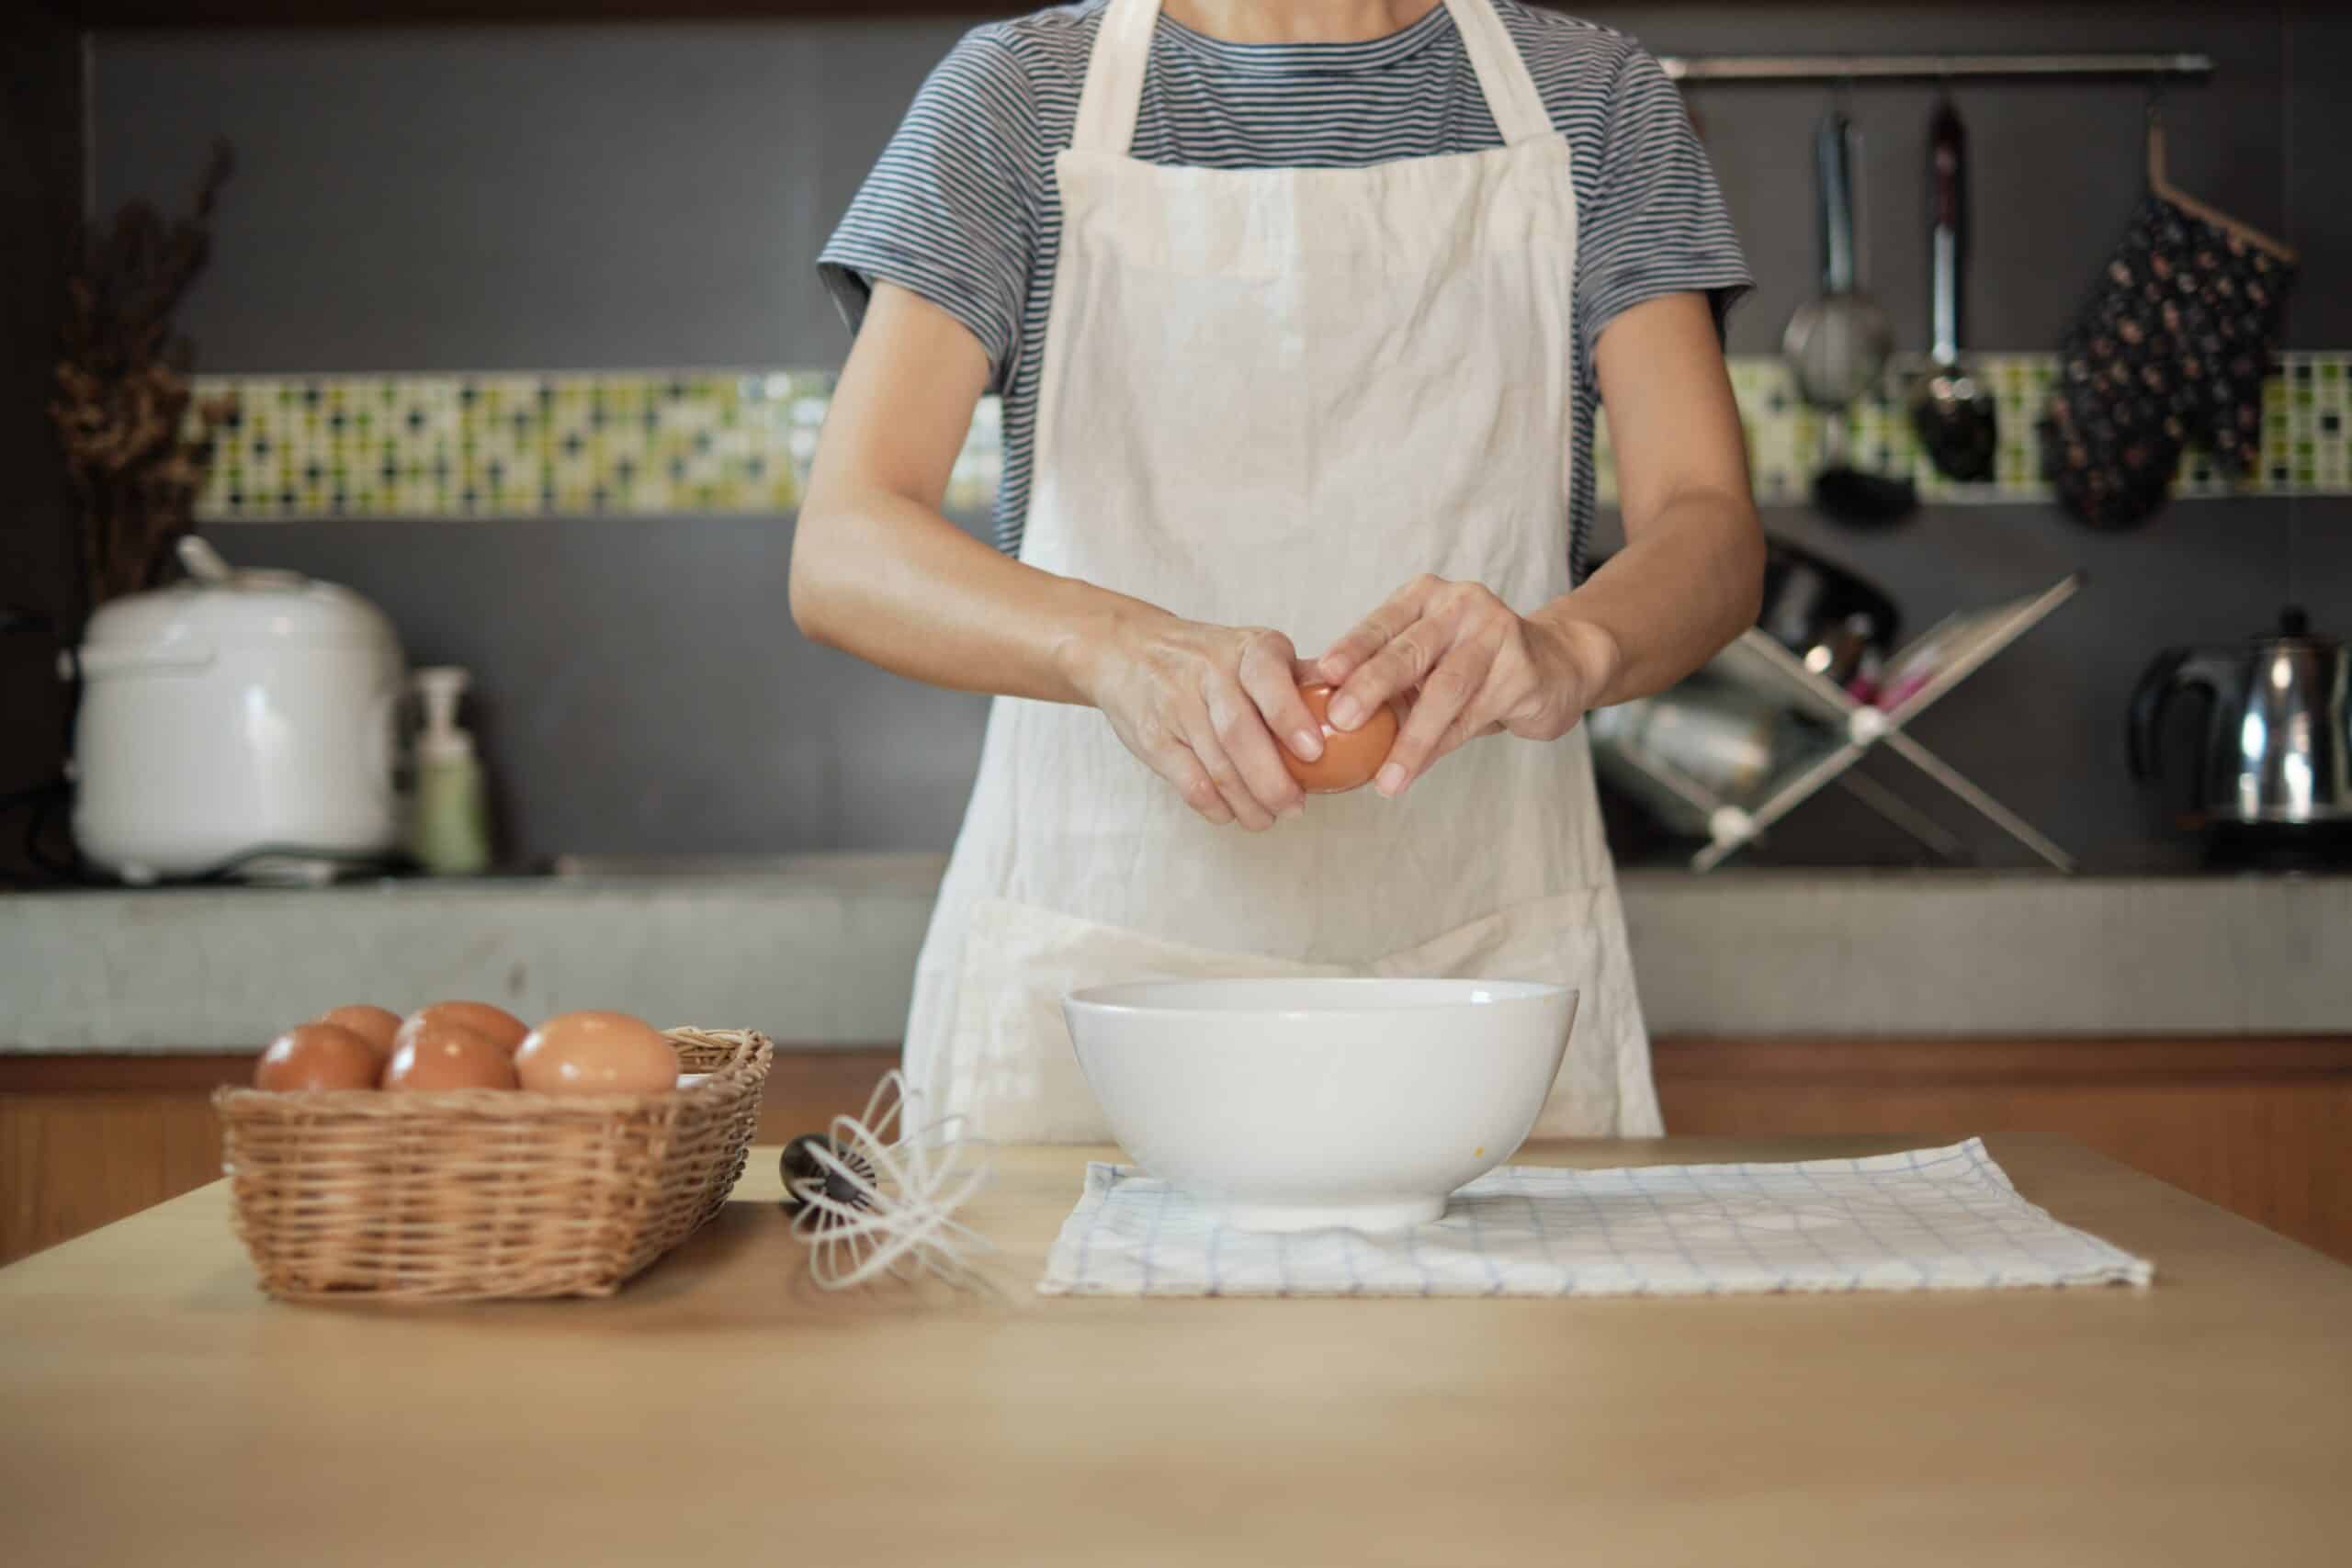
[176,534,234,584]
[2129,648,2233,781]
[2128,649,2188,781]
[68,641,217,679]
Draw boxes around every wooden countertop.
[3,1134,2346,1565]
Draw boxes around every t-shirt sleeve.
[817,30,1043,389]
[1574,42,1753,390]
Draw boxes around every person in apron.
[797,0,1760,1141]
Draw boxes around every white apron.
[903,0,1662,1142]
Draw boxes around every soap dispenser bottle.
[410,666,492,875]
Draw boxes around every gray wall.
[82,4,2352,871]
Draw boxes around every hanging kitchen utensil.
[1783,107,1916,527]
[1785,107,1890,409]
[782,1070,995,1292]
[2041,105,2298,529]
[1908,96,1997,481]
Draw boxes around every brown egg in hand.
[398,1000,529,1056]
[254,1022,383,1091]
[383,1019,519,1091]
[311,1004,401,1058]
[1283,682,1402,795]
[514,1011,679,1095]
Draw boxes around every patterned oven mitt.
[2041,195,2296,529]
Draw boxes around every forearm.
[1532,483,1763,709]
[792,474,1323,830]
[789,486,1166,705]
[788,281,1172,705]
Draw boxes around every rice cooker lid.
[82,568,400,655]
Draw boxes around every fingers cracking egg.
[1283,682,1401,795]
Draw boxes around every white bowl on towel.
[1063,977,1577,1235]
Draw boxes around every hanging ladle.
[1909,96,1998,482]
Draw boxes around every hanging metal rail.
[1657,52,2213,85]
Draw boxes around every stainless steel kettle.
[2129,608,2350,827]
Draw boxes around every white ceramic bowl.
[1063,977,1577,1235]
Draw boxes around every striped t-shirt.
[820,0,1751,570]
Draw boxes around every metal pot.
[2130,607,2350,829]
[1586,537,1899,692]
[1589,680,1787,840]
[1758,537,1902,691]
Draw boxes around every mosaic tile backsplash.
[188,353,2352,523]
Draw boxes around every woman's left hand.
[1314,575,1621,798]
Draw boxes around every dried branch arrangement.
[48,140,237,609]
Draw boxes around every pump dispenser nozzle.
[409,666,488,874]
[414,667,474,763]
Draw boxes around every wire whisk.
[781,1070,994,1292]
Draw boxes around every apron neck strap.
[1070,0,1161,157]
[1442,0,1555,147]
[1069,0,1557,156]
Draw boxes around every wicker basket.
[213,1027,773,1302]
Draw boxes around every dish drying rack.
[1595,575,2083,873]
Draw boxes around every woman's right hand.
[1072,616,1325,829]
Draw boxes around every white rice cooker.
[63,536,407,885]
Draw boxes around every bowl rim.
[1065,976,1576,1019]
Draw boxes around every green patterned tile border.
[188,353,2352,523]
[189,371,825,521]
[1697,352,2352,506]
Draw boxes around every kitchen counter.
[4,856,2347,1049]
[2,1134,2345,1565]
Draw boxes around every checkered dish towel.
[1038,1139,2154,1297]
